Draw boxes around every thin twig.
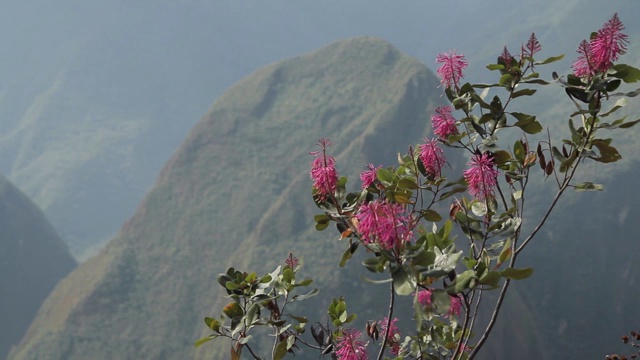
[376,282,395,360]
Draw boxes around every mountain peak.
[10,38,441,360]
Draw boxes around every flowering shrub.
[197,13,640,360]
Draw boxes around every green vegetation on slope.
[9,37,446,360]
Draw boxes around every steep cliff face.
[0,175,76,359]
[9,37,444,360]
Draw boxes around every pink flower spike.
[355,200,412,250]
[360,163,382,189]
[417,289,433,307]
[590,13,628,73]
[335,329,368,360]
[380,317,401,355]
[436,50,468,89]
[463,152,499,201]
[448,295,463,317]
[431,106,459,140]
[572,13,628,77]
[309,138,338,202]
[522,33,542,58]
[419,138,446,179]
[572,40,595,77]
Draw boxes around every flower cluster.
[463,152,499,201]
[284,253,299,269]
[521,33,542,58]
[436,50,468,89]
[448,295,463,318]
[431,105,459,140]
[355,200,412,250]
[419,138,446,179]
[335,329,368,360]
[360,163,382,189]
[417,289,433,307]
[310,138,338,202]
[572,13,628,77]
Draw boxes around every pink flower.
[572,40,595,78]
[572,13,628,76]
[379,317,400,355]
[360,163,382,189]
[521,33,542,58]
[310,138,338,202]
[463,152,499,201]
[448,295,463,317]
[590,13,628,72]
[335,329,368,360]
[431,106,458,140]
[284,253,299,269]
[499,46,512,64]
[417,289,433,307]
[419,138,446,179]
[355,200,412,250]
[436,50,468,89]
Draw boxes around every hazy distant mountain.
[8,37,445,360]
[0,175,76,360]
[2,1,637,260]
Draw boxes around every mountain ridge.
[9,36,444,360]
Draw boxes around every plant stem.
[376,282,395,360]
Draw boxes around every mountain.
[0,175,76,360]
[4,1,637,260]
[8,37,446,360]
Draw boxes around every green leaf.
[498,238,512,264]
[501,267,534,280]
[439,186,467,201]
[534,54,565,65]
[590,139,622,163]
[421,246,462,278]
[339,242,358,267]
[377,168,394,184]
[446,270,476,295]
[205,317,221,332]
[225,281,240,291]
[392,266,416,295]
[274,340,288,360]
[511,88,537,98]
[471,201,487,217]
[283,267,295,283]
[296,278,313,287]
[398,178,419,190]
[478,271,501,287]
[610,64,640,83]
[195,335,217,348]
[422,209,442,222]
[411,249,436,268]
[314,214,330,231]
[573,182,604,191]
[513,140,525,163]
[486,63,505,71]
[619,119,640,128]
[492,150,512,167]
[363,256,385,273]
[499,74,513,86]
[431,289,452,316]
[361,276,393,284]
[292,288,319,302]
[510,113,542,134]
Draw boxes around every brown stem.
[376,282,395,360]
